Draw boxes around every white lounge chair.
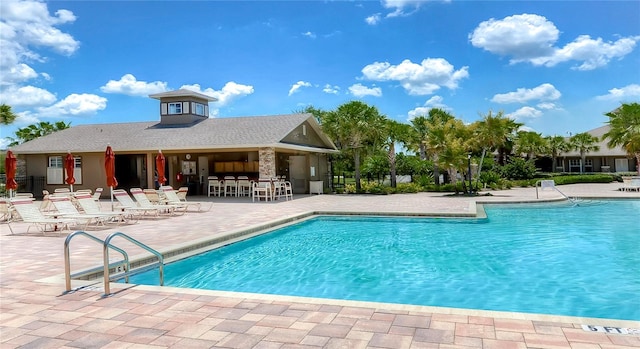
[112,189,162,217]
[9,198,78,234]
[130,188,181,215]
[49,196,117,229]
[74,193,132,224]
[159,186,209,212]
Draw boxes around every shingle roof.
[11,113,336,154]
[562,125,629,157]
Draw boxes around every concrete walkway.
[1,183,639,348]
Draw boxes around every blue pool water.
[129,200,640,320]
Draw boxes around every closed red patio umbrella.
[105,145,117,210]
[155,150,166,187]
[64,151,76,192]
[5,150,18,197]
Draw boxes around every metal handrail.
[103,232,164,296]
[64,231,130,293]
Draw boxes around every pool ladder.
[64,231,164,297]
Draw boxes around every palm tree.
[603,102,640,175]
[409,116,429,161]
[383,119,411,187]
[470,110,522,187]
[436,119,472,193]
[569,132,600,173]
[545,135,569,172]
[10,121,71,146]
[0,104,17,125]
[514,131,546,160]
[319,101,385,191]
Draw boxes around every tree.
[470,110,522,188]
[0,104,17,125]
[430,118,470,191]
[514,131,546,159]
[545,135,569,172]
[569,132,600,173]
[421,108,455,186]
[409,116,429,161]
[603,102,640,175]
[10,121,71,146]
[318,101,385,191]
[383,119,411,188]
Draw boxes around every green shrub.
[395,183,422,193]
[552,174,614,185]
[500,158,536,180]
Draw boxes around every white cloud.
[491,83,561,104]
[0,0,79,86]
[322,84,340,94]
[288,81,311,96]
[302,31,316,39]
[100,74,168,96]
[181,82,254,116]
[536,102,557,110]
[361,58,468,95]
[470,13,640,70]
[595,84,640,101]
[381,0,423,18]
[348,83,382,97]
[36,93,107,117]
[407,95,449,119]
[507,106,543,121]
[0,63,37,86]
[365,14,381,25]
[0,85,56,106]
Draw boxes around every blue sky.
[1,0,639,150]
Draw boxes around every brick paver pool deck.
[1,183,639,348]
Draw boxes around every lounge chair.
[159,186,209,212]
[74,193,133,224]
[49,196,117,229]
[112,189,163,217]
[92,188,103,202]
[176,187,189,202]
[130,188,181,215]
[9,198,78,234]
[143,189,162,204]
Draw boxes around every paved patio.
[1,183,639,348]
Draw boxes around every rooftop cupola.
[149,89,218,125]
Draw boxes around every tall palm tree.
[569,132,600,173]
[0,104,17,125]
[603,102,640,174]
[514,131,546,160]
[383,119,411,188]
[545,135,569,172]
[436,119,471,193]
[319,101,385,191]
[470,110,522,186]
[409,116,429,161]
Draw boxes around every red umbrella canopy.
[105,145,118,188]
[64,152,76,185]
[5,150,18,190]
[155,151,166,185]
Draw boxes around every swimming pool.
[128,200,640,320]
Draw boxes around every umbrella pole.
[110,186,114,211]
[70,184,74,193]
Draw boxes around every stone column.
[258,147,276,179]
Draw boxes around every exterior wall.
[159,96,209,125]
[281,121,329,148]
[258,147,276,179]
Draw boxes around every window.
[47,156,82,185]
[168,102,182,114]
[194,102,205,116]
